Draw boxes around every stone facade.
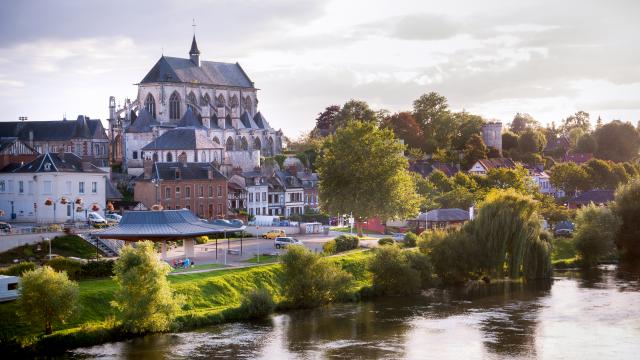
[481,122,502,153]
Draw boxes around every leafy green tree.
[549,162,590,196]
[281,245,352,307]
[369,245,430,295]
[485,166,532,193]
[584,159,616,189]
[420,228,479,284]
[502,131,519,152]
[317,121,420,236]
[315,105,341,132]
[381,112,424,149]
[614,178,640,259]
[18,266,79,334]
[451,111,485,150]
[428,169,453,192]
[111,241,183,333]
[452,172,477,190]
[510,113,538,134]
[412,92,453,151]
[562,111,591,133]
[574,204,619,267]
[575,133,598,153]
[334,99,378,128]
[463,134,488,169]
[594,120,640,162]
[435,186,476,209]
[517,129,547,154]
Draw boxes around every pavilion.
[96,209,245,259]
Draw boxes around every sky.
[1,0,639,137]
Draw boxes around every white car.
[105,213,122,223]
[274,237,303,249]
[88,212,107,225]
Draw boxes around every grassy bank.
[0,235,103,266]
[0,250,372,354]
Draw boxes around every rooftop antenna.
[192,18,196,35]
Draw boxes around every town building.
[567,190,615,209]
[133,158,227,219]
[297,170,319,212]
[409,208,471,233]
[227,173,247,215]
[244,170,268,216]
[109,35,283,176]
[0,152,107,223]
[468,158,517,176]
[0,137,38,169]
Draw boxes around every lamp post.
[45,237,51,259]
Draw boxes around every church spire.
[189,35,200,66]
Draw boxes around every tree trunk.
[45,321,52,335]
[357,222,363,237]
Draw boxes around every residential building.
[297,170,319,212]
[244,170,268,216]
[0,153,107,223]
[134,158,227,219]
[275,170,304,217]
[227,174,247,215]
[468,158,517,175]
[0,137,38,169]
[267,175,285,216]
[567,190,614,209]
[527,167,558,196]
[409,208,471,233]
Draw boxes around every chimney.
[81,156,92,171]
[143,158,153,179]
[232,166,243,176]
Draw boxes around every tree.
[18,266,79,334]
[549,162,589,197]
[462,134,488,169]
[111,241,183,333]
[562,111,591,133]
[510,113,538,134]
[412,92,449,129]
[369,245,421,295]
[485,166,532,193]
[517,129,547,154]
[574,204,619,267]
[317,121,420,236]
[334,99,378,128]
[428,169,453,192]
[381,112,424,149]
[502,131,519,151]
[451,111,485,150]
[583,159,616,189]
[614,178,640,259]
[594,120,640,162]
[315,105,341,132]
[575,133,598,154]
[412,92,453,151]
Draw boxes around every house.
[297,170,320,212]
[0,137,38,169]
[276,170,304,217]
[244,170,268,216]
[562,152,593,165]
[267,174,285,216]
[544,135,570,157]
[133,158,227,219]
[567,190,615,209]
[408,208,471,232]
[227,174,247,215]
[0,152,107,223]
[526,167,558,196]
[468,158,517,175]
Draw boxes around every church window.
[226,137,234,151]
[253,137,261,150]
[244,96,252,114]
[187,91,197,112]
[169,91,181,120]
[166,152,173,162]
[203,93,211,105]
[216,94,225,107]
[240,137,248,150]
[145,93,156,118]
[230,94,239,108]
[212,136,220,145]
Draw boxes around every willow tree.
[473,189,546,278]
[317,121,420,236]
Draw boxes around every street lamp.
[44,237,51,259]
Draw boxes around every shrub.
[574,204,619,267]
[46,257,84,280]
[378,237,395,246]
[81,260,115,278]
[405,251,432,287]
[281,245,352,308]
[427,229,479,284]
[322,240,337,254]
[0,261,36,276]
[195,236,209,245]
[417,230,448,254]
[239,289,275,319]
[334,234,359,252]
[18,266,79,334]
[614,178,640,259]
[403,232,418,247]
[369,245,420,295]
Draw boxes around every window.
[217,204,223,215]
[28,181,34,194]
[145,93,156,118]
[175,187,180,197]
[187,92,197,112]
[198,185,204,197]
[44,163,51,171]
[7,180,13,192]
[79,181,85,194]
[199,204,204,216]
[165,187,171,199]
[132,151,138,160]
[201,151,206,162]
[166,152,173,162]
[249,193,253,202]
[262,192,266,201]
[43,180,52,194]
[209,186,213,197]
[75,144,82,155]
[65,181,72,194]
[1,180,6,192]
[91,182,97,193]
[185,186,191,198]
[18,181,23,194]
[217,185,222,197]
[175,169,180,179]
[257,207,261,215]
[169,91,181,120]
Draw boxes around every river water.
[70,266,640,359]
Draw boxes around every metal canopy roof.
[96,209,245,241]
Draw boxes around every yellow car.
[262,230,286,239]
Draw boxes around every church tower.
[189,35,200,67]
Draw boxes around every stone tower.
[481,122,502,154]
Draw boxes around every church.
[108,35,283,176]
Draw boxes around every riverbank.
[0,250,372,355]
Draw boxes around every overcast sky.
[1,0,639,137]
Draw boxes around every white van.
[0,275,19,302]
[88,212,107,225]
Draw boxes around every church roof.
[140,56,254,88]
[0,116,106,142]
[141,128,221,151]
[253,112,268,129]
[176,107,204,128]
[240,111,253,128]
[126,109,160,133]
[189,35,200,55]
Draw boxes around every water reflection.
[70,268,640,360]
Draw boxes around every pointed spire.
[189,35,200,66]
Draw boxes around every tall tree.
[502,131,519,152]
[451,111,485,150]
[381,112,424,150]
[575,133,598,153]
[315,105,341,132]
[561,111,591,133]
[510,113,538,134]
[334,99,378,128]
[594,120,640,162]
[412,92,453,151]
[614,178,640,259]
[574,204,619,267]
[549,162,589,197]
[317,121,420,235]
[517,129,547,154]
[463,134,488,169]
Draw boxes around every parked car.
[263,229,286,240]
[0,222,11,233]
[274,237,302,249]
[105,213,122,224]
[554,228,573,237]
[88,212,107,227]
[391,232,405,241]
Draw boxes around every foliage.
[0,262,36,276]
[335,99,379,128]
[195,236,209,245]
[322,240,337,254]
[412,92,452,152]
[315,105,341,132]
[524,237,553,279]
[273,154,287,169]
[18,266,79,334]
[80,260,115,279]
[549,162,589,196]
[463,134,488,169]
[317,121,420,235]
[378,237,395,246]
[561,111,591,133]
[613,178,640,259]
[594,120,640,162]
[46,257,84,280]
[111,241,183,333]
[403,232,418,247]
[451,111,485,150]
[510,113,538,134]
[517,129,547,154]
[238,289,275,319]
[421,229,479,284]
[334,234,359,252]
[368,245,421,295]
[575,133,598,153]
[573,204,619,266]
[502,131,519,151]
[280,245,352,308]
[381,112,424,150]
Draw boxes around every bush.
[195,236,209,245]
[417,230,448,254]
[322,240,337,254]
[405,251,432,287]
[334,234,359,252]
[574,204,619,267]
[281,245,352,308]
[378,238,395,246]
[239,289,275,319]
[0,261,36,276]
[403,232,418,247]
[46,257,84,280]
[81,260,115,278]
[427,229,479,284]
[369,245,420,295]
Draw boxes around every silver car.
[274,237,302,249]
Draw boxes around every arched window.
[253,137,261,150]
[169,92,180,120]
[187,91,197,112]
[203,93,211,106]
[244,96,252,115]
[240,137,248,150]
[216,94,225,107]
[226,137,234,151]
[144,93,156,118]
[212,136,220,145]
[201,151,206,162]
[166,152,173,162]
[230,94,239,108]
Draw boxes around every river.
[69,266,640,359]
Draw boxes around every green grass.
[0,235,103,266]
[245,255,280,263]
[170,263,225,273]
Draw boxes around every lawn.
[552,237,576,261]
[0,235,103,266]
[170,263,225,273]
[245,254,280,263]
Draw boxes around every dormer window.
[175,170,180,179]
[44,163,51,171]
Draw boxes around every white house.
[0,153,107,223]
[528,168,561,197]
[468,158,517,175]
[244,170,268,216]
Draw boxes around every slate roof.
[415,208,470,222]
[239,111,253,128]
[0,116,106,141]
[151,162,226,181]
[0,137,37,154]
[474,158,517,171]
[96,209,245,240]
[562,153,593,165]
[176,107,204,128]
[126,109,160,133]
[1,153,105,173]
[189,35,200,55]
[140,56,254,88]
[141,128,221,150]
[409,160,459,177]
[568,190,615,205]
[275,170,302,189]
